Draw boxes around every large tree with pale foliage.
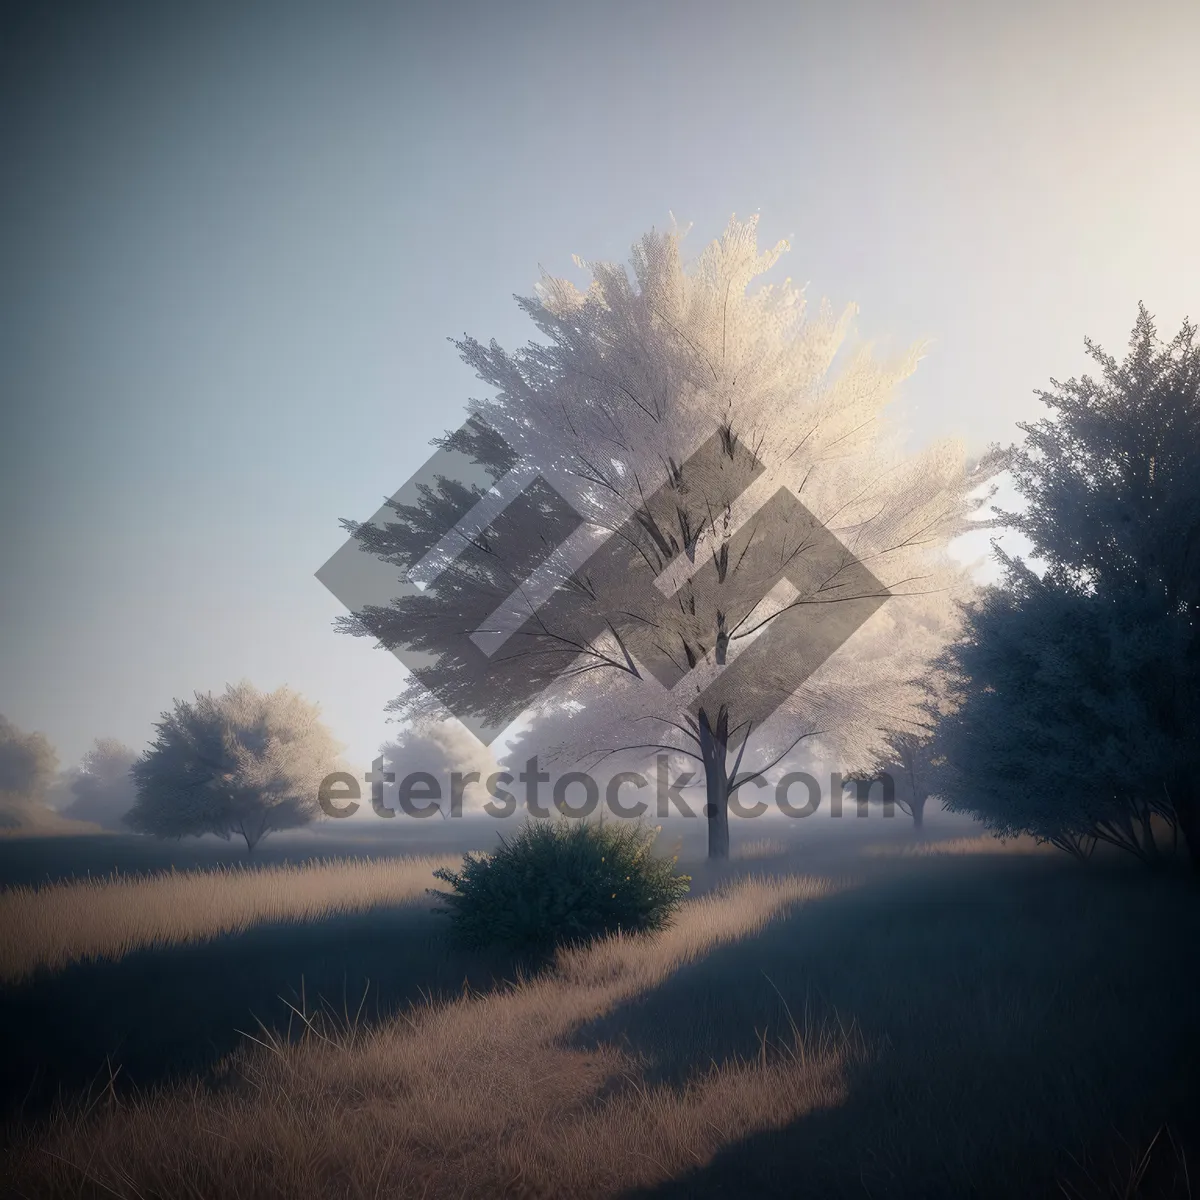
[126,683,342,853]
[344,217,1004,857]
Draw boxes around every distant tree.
[840,600,964,831]
[378,718,501,819]
[126,683,342,853]
[939,307,1200,867]
[845,726,938,830]
[42,770,79,814]
[341,216,1005,858]
[0,714,58,827]
[61,738,139,831]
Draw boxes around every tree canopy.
[938,307,1200,867]
[342,217,1004,857]
[61,738,139,831]
[0,713,59,830]
[126,683,342,853]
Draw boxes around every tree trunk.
[704,768,731,860]
[910,794,926,831]
[1173,784,1200,871]
[698,707,731,860]
[1137,804,1161,862]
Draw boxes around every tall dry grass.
[859,833,1055,858]
[4,873,856,1199]
[0,855,458,983]
[730,836,793,861]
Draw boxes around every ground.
[0,814,1196,1198]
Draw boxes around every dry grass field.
[858,832,1058,857]
[0,855,458,982]
[1,824,1198,1199]
[4,874,852,1199]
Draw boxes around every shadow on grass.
[591,854,1200,1200]
[0,903,521,1120]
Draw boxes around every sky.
[2,0,1199,777]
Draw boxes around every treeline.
[0,685,342,852]
[5,302,1200,871]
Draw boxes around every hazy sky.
[2,0,1198,775]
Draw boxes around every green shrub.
[429,819,691,952]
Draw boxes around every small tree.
[0,714,58,827]
[846,727,939,830]
[126,683,342,853]
[61,738,139,831]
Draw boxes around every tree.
[0,713,58,803]
[126,683,342,853]
[0,713,59,829]
[935,560,1181,863]
[846,727,938,830]
[840,596,965,831]
[378,718,501,819]
[341,217,1005,858]
[61,738,139,831]
[940,306,1200,867]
